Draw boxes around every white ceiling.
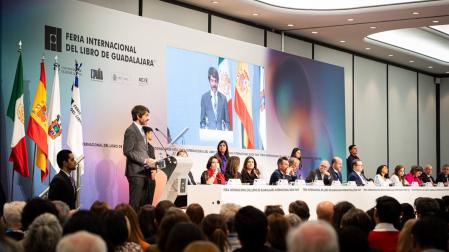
[176,0,449,76]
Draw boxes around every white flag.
[48,63,62,173]
[259,68,266,150]
[67,64,84,174]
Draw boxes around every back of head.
[411,217,448,251]
[158,207,190,252]
[289,200,310,221]
[115,203,145,243]
[183,241,220,252]
[265,205,285,216]
[165,222,205,252]
[155,200,175,225]
[235,206,268,249]
[90,201,109,216]
[338,226,369,252]
[186,203,205,226]
[287,220,339,252]
[56,231,107,252]
[3,201,26,228]
[415,197,440,218]
[375,196,401,224]
[396,219,417,252]
[201,214,230,252]
[285,213,302,227]
[63,210,100,236]
[138,204,157,240]
[101,210,129,250]
[267,213,289,251]
[332,201,355,230]
[340,208,373,235]
[23,213,62,252]
[21,198,59,230]
[316,201,334,223]
[52,200,70,226]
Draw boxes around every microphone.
[153,128,170,158]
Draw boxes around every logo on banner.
[138,77,148,86]
[112,72,130,84]
[45,25,62,52]
[91,68,103,81]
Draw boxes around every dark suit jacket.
[48,171,76,209]
[305,168,333,185]
[346,155,359,177]
[436,173,449,183]
[420,173,435,184]
[329,167,343,183]
[348,171,366,186]
[269,169,296,185]
[123,123,150,178]
[200,91,230,130]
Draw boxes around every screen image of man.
[48,149,77,209]
[123,105,156,210]
[200,67,230,130]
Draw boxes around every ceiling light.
[340,40,346,43]
[446,71,449,74]
[412,11,420,15]
[388,54,394,57]
[211,0,219,4]
[432,20,439,23]
[257,1,430,10]
[347,18,354,22]
[252,13,259,16]
[409,60,414,63]
[428,66,433,69]
[311,31,318,34]
[287,24,294,27]
[365,47,371,50]
[370,26,377,29]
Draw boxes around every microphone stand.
[153,129,170,158]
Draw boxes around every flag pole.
[31,144,37,198]
[10,41,23,201]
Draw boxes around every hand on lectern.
[145,158,156,167]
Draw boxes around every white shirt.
[373,223,398,232]
[355,171,367,185]
[374,174,391,187]
[210,90,218,118]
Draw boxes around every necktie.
[70,176,76,193]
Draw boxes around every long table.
[187,185,449,219]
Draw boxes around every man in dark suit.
[305,160,333,185]
[143,126,157,205]
[48,149,77,209]
[123,105,156,211]
[200,67,230,130]
[348,160,368,186]
[346,144,359,178]
[269,157,296,185]
[420,165,435,184]
[329,157,343,183]
[436,164,449,184]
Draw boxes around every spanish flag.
[27,60,48,182]
[234,62,254,149]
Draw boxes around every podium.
[158,157,193,203]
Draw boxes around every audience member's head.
[56,231,107,252]
[219,203,240,234]
[138,204,157,242]
[115,203,145,245]
[340,208,373,235]
[201,214,230,252]
[289,200,310,221]
[235,206,268,249]
[400,203,415,229]
[285,213,302,227]
[186,203,205,226]
[101,210,128,252]
[89,201,109,216]
[157,207,190,252]
[165,222,205,252]
[374,196,401,225]
[332,201,355,230]
[267,213,289,251]
[411,217,448,251]
[414,197,440,218]
[21,198,58,231]
[265,205,285,216]
[396,219,417,252]
[52,200,70,226]
[287,220,339,252]
[3,201,26,229]
[338,226,369,252]
[316,201,334,223]
[155,200,175,226]
[183,241,220,252]
[63,210,100,235]
[23,213,62,252]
